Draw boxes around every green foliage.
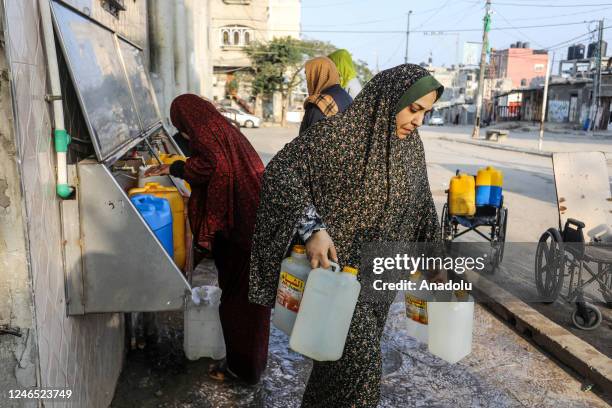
[354,59,374,86]
[245,37,304,97]
[245,37,374,105]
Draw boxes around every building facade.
[209,0,301,118]
[491,44,549,88]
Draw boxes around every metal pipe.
[538,52,552,151]
[185,0,198,93]
[149,0,175,122]
[174,0,188,95]
[39,0,73,198]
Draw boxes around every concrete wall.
[547,82,591,124]
[3,1,125,406]
[267,0,301,40]
[209,0,300,104]
[61,0,148,48]
[149,0,214,123]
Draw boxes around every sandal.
[208,360,238,382]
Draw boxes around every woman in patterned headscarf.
[146,94,270,384]
[249,64,444,407]
[300,56,353,135]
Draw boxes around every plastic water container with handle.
[184,286,226,361]
[273,245,312,335]
[428,291,474,364]
[129,183,186,269]
[404,271,433,344]
[130,195,174,257]
[449,173,476,216]
[289,264,361,361]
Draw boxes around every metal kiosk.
[51,1,191,315]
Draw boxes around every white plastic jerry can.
[289,264,361,361]
[427,292,474,364]
[183,286,226,361]
[273,245,312,335]
[404,271,432,344]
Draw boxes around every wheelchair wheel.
[490,207,508,272]
[535,228,565,303]
[440,203,453,242]
[571,302,602,330]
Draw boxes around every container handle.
[328,261,340,273]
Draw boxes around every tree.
[245,37,305,127]
[354,59,374,87]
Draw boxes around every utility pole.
[589,19,604,131]
[472,0,492,139]
[404,11,412,64]
[539,52,553,151]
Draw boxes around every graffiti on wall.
[548,100,570,123]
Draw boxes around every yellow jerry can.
[449,173,476,216]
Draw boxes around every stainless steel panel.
[61,165,85,315]
[77,161,189,313]
[552,152,612,242]
[51,0,141,161]
[117,37,161,130]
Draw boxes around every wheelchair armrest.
[566,218,585,230]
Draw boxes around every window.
[101,0,125,18]
[534,63,545,72]
[219,26,254,47]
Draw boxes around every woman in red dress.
[147,94,270,384]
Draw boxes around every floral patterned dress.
[249,65,443,407]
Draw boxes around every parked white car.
[429,115,445,126]
[222,108,262,128]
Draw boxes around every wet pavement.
[112,263,611,407]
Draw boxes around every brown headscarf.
[304,56,341,117]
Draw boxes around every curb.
[466,270,612,393]
[435,136,552,157]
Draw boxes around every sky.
[300,0,612,75]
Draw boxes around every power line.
[493,1,612,7]
[226,20,601,34]
[492,8,546,48]
[499,6,612,21]
[301,0,368,9]
[413,0,455,30]
[219,21,600,35]
[303,17,404,28]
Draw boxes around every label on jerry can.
[405,293,428,324]
[276,271,305,313]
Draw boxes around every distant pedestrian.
[146,94,270,384]
[299,56,353,134]
[249,64,445,407]
[328,49,363,98]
